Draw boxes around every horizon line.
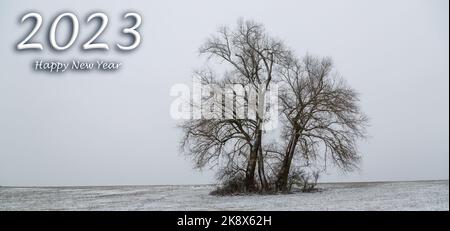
[0,179,448,188]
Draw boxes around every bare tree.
[275,55,368,191]
[180,20,368,194]
[181,19,289,192]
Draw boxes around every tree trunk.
[257,148,269,191]
[276,132,299,191]
[245,129,262,192]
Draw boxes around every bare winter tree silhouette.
[180,19,368,194]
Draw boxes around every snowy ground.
[0,180,448,211]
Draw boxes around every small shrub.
[210,175,248,196]
[288,170,320,193]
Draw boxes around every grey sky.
[0,0,448,186]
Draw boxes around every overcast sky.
[0,0,448,186]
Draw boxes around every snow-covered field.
[0,180,448,211]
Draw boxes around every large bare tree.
[181,19,289,192]
[274,55,368,191]
[180,20,368,194]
